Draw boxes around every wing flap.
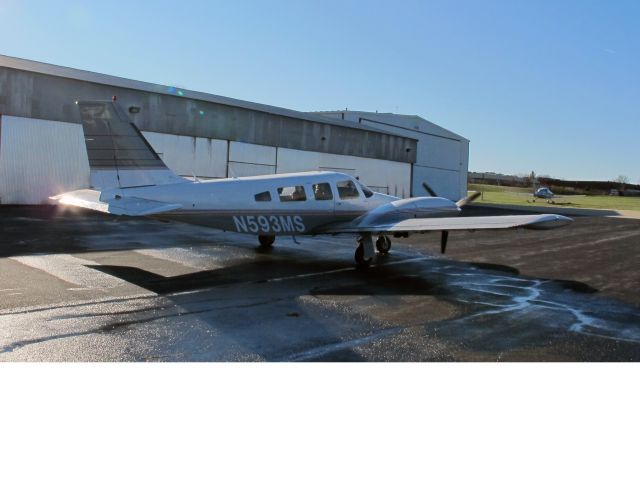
[51,189,182,216]
[324,214,573,234]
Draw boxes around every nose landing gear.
[355,233,375,267]
[355,234,393,267]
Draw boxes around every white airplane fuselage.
[98,171,460,236]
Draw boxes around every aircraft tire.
[355,243,372,267]
[376,235,391,254]
[258,235,275,247]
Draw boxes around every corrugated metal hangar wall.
[315,111,469,201]
[0,54,466,205]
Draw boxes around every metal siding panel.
[229,141,276,166]
[0,115,89,204]
[276,148,321,173]
[142,131,188,176]
[459,140,470,200]
[412,165,461,201]
[194,137,227,179]
[422,135,462,171]
[142,131,202,178]
[143,132,227,179]
[227,161,275,177]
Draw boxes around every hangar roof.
[313,110,469,142]
[0,54,405,138]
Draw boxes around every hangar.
[0,54,467,204]
[315,111,469,201]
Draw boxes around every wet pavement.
[1,206,639,361]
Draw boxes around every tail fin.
[78,100,186,189]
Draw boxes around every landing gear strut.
[376,235,391,254]
[258,235,275,247]
[355,233,375,267]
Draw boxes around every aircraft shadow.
[85,254,620,361]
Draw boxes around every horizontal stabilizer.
[51,189,182,216]
[324,214,573,234]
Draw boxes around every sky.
[0,0,638,181]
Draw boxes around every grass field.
[468,183,640,212]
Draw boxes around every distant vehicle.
[534,187,554,199]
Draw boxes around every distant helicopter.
[534,187,555,199]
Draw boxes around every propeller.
[455,191,481,208]
[421,181,438,197]
[421,180,477,255]
[440,230,449,254]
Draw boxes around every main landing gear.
[376,235,392,254]
[258,235,275,247]
[355,234,392,267]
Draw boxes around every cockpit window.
[337,180,360,199]
[278,185,307,202]
[357,181,374,198]
[312,182,333,200]
[254,191,271,202]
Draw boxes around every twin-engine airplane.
[52,100,572,266]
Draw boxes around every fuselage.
[98,171,460,235]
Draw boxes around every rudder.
[78,100,185,189]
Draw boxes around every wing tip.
[525,214,573,230]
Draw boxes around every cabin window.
[278,185,307,202]
[337,180,360,199]
[254,191,271,202]
[357,181,374,198]
[312,182,333,200]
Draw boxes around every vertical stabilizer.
[78,100,186,189]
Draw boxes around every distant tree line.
[469,171,640,196]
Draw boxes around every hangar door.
[228,142,276,177]
[412,134,465,201]
[0,115,89,204]
[142,132,227,180]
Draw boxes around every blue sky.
[1,0,638,181]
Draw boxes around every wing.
[323,214,573,234]
[51,189,182,216]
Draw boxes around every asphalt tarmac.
[1,205,639,361]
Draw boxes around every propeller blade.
[422,181,438,197]
[440,230,449,254]
[456,191,481,208]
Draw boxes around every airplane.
[534,187,555,199]
[51,100,573,267]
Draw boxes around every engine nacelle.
[354,196,460,227]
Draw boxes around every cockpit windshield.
[357,181,374,198]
